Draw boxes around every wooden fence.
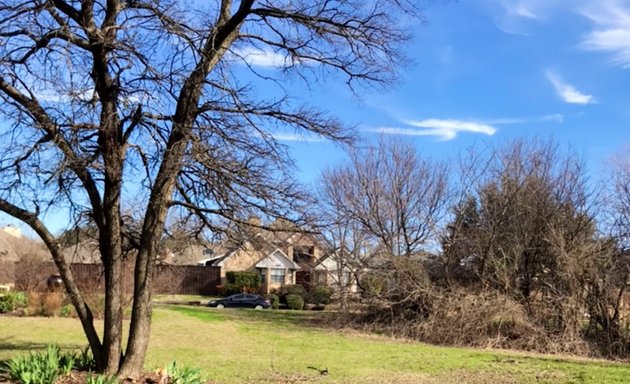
[8,261,221,296]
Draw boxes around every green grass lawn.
[1,305,629,383]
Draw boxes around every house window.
[260,269,266,283]
[270,268,285,284]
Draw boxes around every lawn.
[1,305,629,384]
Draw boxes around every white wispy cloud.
[35,88,94,103]
[545,70,595,104]
[269,132,325,143]
[368,113,564,141]
[370,119,496,141]
[231,47,293,68]
[580,0,630,68]
[487,0,553,34]
[499,0,543,20]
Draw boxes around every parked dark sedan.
[207,294,271,309]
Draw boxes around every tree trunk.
[0,199,106,369]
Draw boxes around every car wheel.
[217,304,225,309]
[254,304,263,310]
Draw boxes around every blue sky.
[3,0,630,234]
[263,0,630,185]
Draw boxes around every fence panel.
[11,262,220,296]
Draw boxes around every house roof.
[314,252,337,271]
[255,249,300,270]
[198,248,238,267]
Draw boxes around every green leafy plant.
[286,294,304,310]
[0,291,27,313]
[5,345,62,384]
[60,304,74,317]
[58,353,74,376]
[1,345,97,384]
[220,283,241,296]
[225,271,261,294]
[305,285,333,305]
[86,373,118,384]
[167,361,203,384]
[72,346,97,371]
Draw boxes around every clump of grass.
[3,345,72,384]
[2,344,97,384]
[168,361,203,384]
[86,373,118,384]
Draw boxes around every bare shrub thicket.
[326,139,630,357]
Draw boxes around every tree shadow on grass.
[0,337,82,354]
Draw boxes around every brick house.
[198,221,327,294]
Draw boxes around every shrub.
[0,291,27,314]
[167,361,203,384]
[305,285,333,305]
[220,283,241,296]
[264,294,280,309]
[285,294,304,310]
[280,284,306,297]
[225,271,260,293]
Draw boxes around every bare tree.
[324,139,450,259]
[0,0,419,376]
[315,179,371,312]
[318,138,449,317]
[610,153,630,251]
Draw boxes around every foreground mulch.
[57,371,161,384]
[1,370,217,384]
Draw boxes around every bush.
[0,291,27,313]
[264,294,280,309]
[305,285,333,305]
[280,284,306,297]
[224,271,261,294]
[285,294,304,310]
[220,283,241,296]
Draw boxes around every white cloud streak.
[487,1,630,68]
[370,119,496,141]
[35,88,94,103]
[580,0,630,68]
[269,132,325,143]
[368,113,564,141]
[230,47,301,68]
[487,0,559,34]
[545,70,595,104]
